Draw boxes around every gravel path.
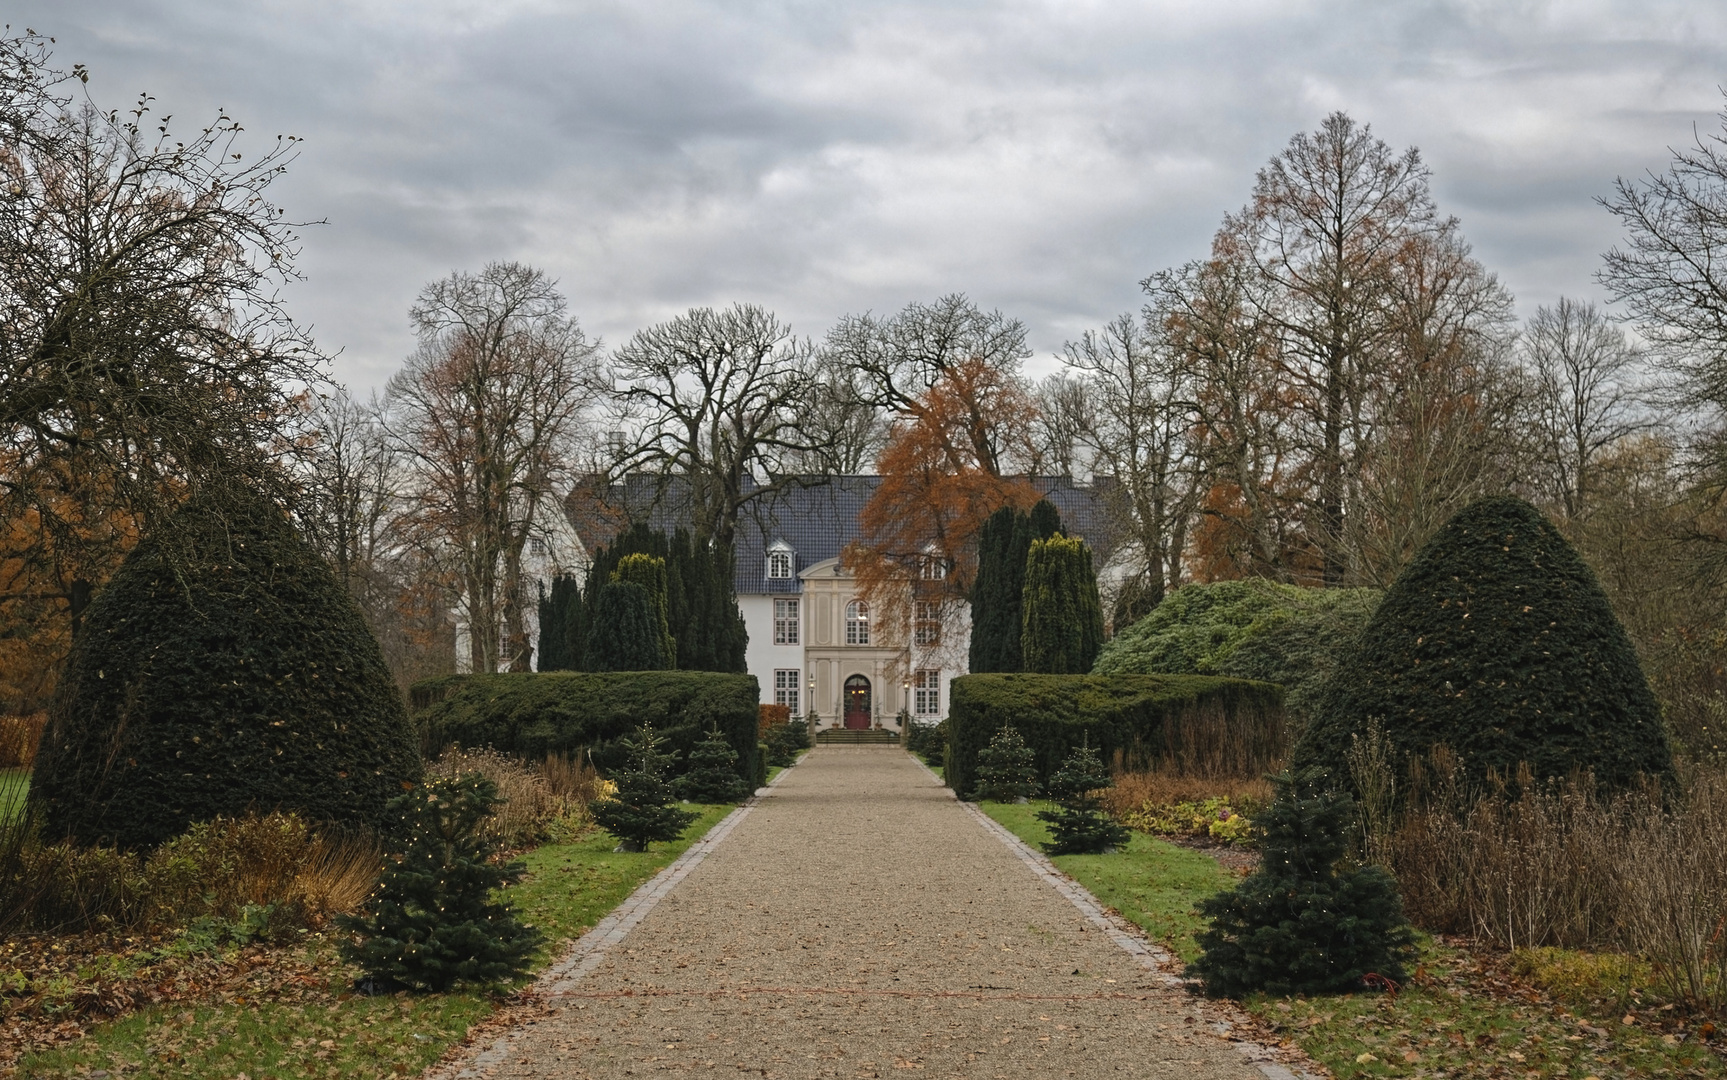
[444,747,1289,1079]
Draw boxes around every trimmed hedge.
[1294,496,1672,796]
[410,671,759,787]
[31,486,422,850]
[945,674,1285,799]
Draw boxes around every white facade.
[740,557,969,732]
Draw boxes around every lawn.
[16,802,739,1079]
[0,770,27,817]
[975,798,1725,1079]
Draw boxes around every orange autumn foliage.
[845,357,1041,647]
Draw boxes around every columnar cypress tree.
[969,500,1064,673]
[581,525,746,673]
[584,581,664,671]
[536,575,583,671]
[674,725,750,803]
[1021,535,1105,674]
[973,725,1040,802]
[1035,741,1128,854]
[338,775,543,992]
[593,725,699,852]
[614,553,677,667]
[1190,770,1415,997]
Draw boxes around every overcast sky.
[15,1,1727,392]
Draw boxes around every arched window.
[845,600,870,645]
[767,548,792,579]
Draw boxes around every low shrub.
[757,703,791,736]
[0,808,380,937]
[1121,796,1257,846]
[0,713,45,769]
[763,721,809,767]
[427,748,568,849]
[945,674,1284,799]
[904,719,946,768]
[1390,759,1727,1014]
[754,743,768,789]
[1099,772,1273,822]
[411,671,760,790]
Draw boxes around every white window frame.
[845,600,870,645]
[774,669,800,714]
[914,599,941,646]
[766,548,793,579]
[773,597,800,645]
[914,669,941,716]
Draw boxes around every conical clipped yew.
[614,553,676,669]
[584,581,664,672]
[1021,535,1104,675]
[31,486,422,850]
[1294,496,1672,795]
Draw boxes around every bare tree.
[296,389,400,599]
[1521,298,1651,524]
[825,293,1032,412]
[1220,111,1443,585]
[611,303,830,550]
[388,263,598,674]
[1600,101,1727,421]
[1032,372,1094,479]
[1061,313,1201,610]
[0,36,323,642]
[780,358,889,475]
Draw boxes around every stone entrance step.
[815,728,901,745]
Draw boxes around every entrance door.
[843,675,872,729]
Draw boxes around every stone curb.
[911,754,1326,1080]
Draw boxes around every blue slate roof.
[570,474,1116,596]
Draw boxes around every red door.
[843,676,871,729]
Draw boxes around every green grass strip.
[19,802,738,1079]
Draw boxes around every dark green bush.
[339,775,542,991]
[585,581,665,672]
[31,486,422,850]
[1021,535,1105,674]
[674,727,749,803]
[1294,496,1673,796]
[592,726,699,852]
[763,722,809,767]
[1036,742,1130,855]
[754,743,769,789]
[1190,770,1415,997]
[411,671,759,787]
[946,674,1285,799]
[973,726,1040,802]
[1093,580,1380,736]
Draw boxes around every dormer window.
[919,547,946,580]
[766,545,793,580]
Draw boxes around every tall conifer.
[614,553,677,666]
[969,500,1063,673]
[1021,535,1105,674]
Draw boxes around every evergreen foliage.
[613,554,677,668]
[592,725,700,852]
[973,725,1040,802]
[581,524,746,673]
[30,485,422,850]
[1035,742,1129,854]
[411,670,760,781]
[763,720,810,767]
[1190,770,1415,998]
[584,581,664,672]
[1294,496,1673,795]
[1093,580,1381,734]
[535,575,584,671]
[945,674,1286,799]
[338,775,543,992]
[1021,535,1105,674]
[969,500,1063,673]
[674,726,751,803]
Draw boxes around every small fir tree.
[674,726,750,803]
[1189,770,1416,998]
[338,775,543,992]
[973,725,1040,802]
[584,581,665,671]
[593,725,699,851]
[1021,535,1105,674]
[1035,741,1129,854]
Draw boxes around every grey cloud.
[10,0,1727,390]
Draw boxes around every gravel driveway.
[446,746,1281,1079]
